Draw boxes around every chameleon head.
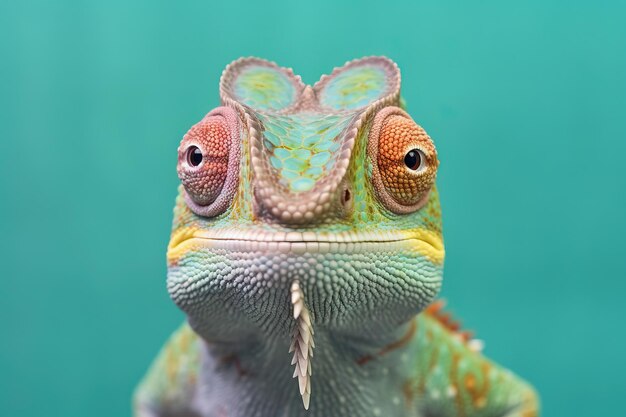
[166,57,444,344]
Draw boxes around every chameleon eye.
[404,149,423,171]
[177,107,241,217]
[186,146,203,167]
[368,107,439,214]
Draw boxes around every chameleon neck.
[195,320,419,417]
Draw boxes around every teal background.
[1,1,625,416]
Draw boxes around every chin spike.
[290,280,314,410]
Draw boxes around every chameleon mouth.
[167,228,444,264]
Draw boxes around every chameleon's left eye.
[404,148,424,171]
[368,106,439,214]
[177,106,241,217]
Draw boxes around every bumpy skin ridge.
[134,57,539,417]
[220,56,401,225]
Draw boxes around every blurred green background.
[1,0,625,416]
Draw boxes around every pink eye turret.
[178,117,230,205]
[177,107,241,217]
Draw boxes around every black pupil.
[404,149,421,170]
[188,146,203,167]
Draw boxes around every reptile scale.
[134,57,539,417]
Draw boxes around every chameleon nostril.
[341,188,353,210]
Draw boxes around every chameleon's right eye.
[177,106,241,217]
[186,146,203,167]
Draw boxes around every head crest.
[219,57,402,224]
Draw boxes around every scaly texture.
[378,115,437,205]
[258,112,350,192]
[368,106,439,214]
[177,115,231,205]
[134,56,539,417]
[289,280,314,409]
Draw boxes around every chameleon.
[134,56,539,417]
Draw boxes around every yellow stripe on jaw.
[166,227,445,266]
[401,228,445,265]
[167,227,199,265]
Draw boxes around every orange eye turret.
[368,107,439,213]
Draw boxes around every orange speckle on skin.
[449,353,466,417]
[402,380,416,409]
[465,374,476,390]
[475,396,487,408]
[521,389,539,417]
[464,363,492,409]
[425,300,473,343]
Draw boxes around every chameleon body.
[134,57,539,417]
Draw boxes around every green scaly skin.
[134,57,539,417]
